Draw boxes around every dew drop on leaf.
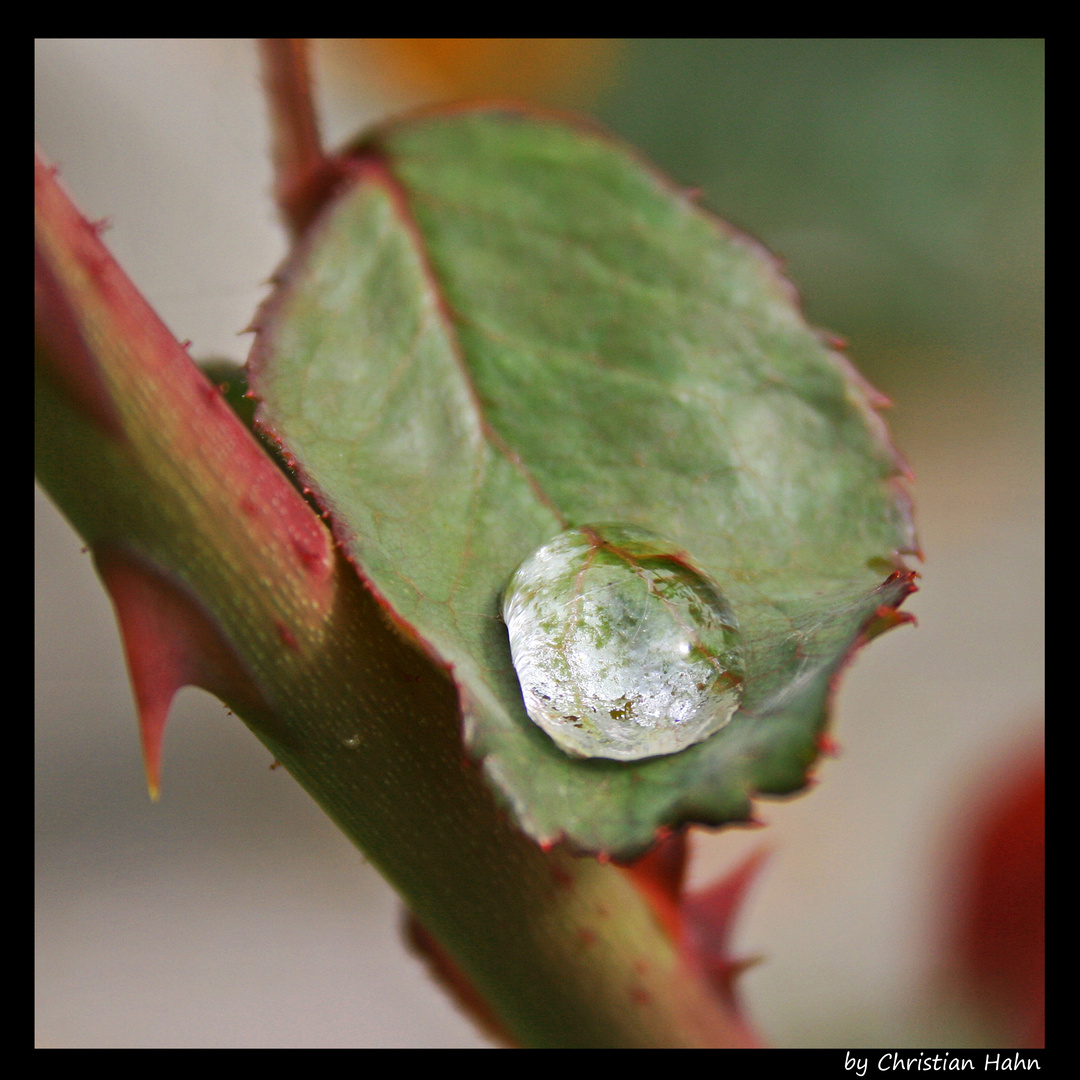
[501,524,745,761]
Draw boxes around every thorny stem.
[34,148,757,1048]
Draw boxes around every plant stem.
[34,148,754,1048]
[258,38,342,239]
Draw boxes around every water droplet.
[502,524,744,761]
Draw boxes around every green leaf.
[249,106,916,858]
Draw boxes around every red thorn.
[816,732,842,758]
[93,544,268,800]
[681,848,770,1010]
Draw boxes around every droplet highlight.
[502,524,744,761]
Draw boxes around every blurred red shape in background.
[949,742,1044,1047]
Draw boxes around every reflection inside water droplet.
[501,524,744,761]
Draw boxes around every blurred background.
[35,39,1043,1047]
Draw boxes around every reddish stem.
[258,39,340,238]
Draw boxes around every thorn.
[681,848,770,1009]
[92,544,268,801]
[816,732,842,758]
